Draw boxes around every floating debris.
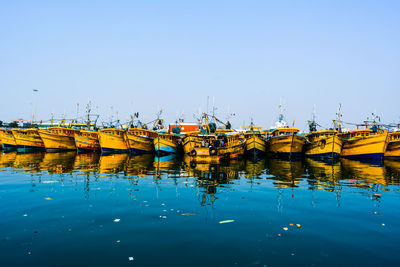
[219,220,235,224]
[44,197,52,200]
[382,223,385,226]
[116,240,121,243]
[181,213,199,216]
[114,219,120,222]
[283,227,288,231]
[42,181,58,184]
[373,211,381,215]
[23,214,28,217]
[296,224,302,228]
[129,257,134,261]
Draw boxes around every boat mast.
[333,103,343,132]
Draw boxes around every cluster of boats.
[1,107,399,162]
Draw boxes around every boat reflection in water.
[0,151,17,168]
[304,158,342,192]
[244,157,266,179]
[40,151,77,174]
[266,157,305,188]
[13,152,45,173]
[125,154,154,177]
[340,158,388,188]
[98,153,129,175]
[0,151,399,193]
[74,152,100,175]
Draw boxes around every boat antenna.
[333,103,343,132]
[32,89,38,124]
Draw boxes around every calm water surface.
[1,151,400,266]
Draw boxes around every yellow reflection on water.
[13,152,45,173]
[0,152,17,168]
[244,158,266,178]
[340,158,387,188]
[125,154,154,177]
[74,152,100,174]
[266,158,304,188]
[305,158,342,192]
[98,153,129,174]
[40,151,77,174]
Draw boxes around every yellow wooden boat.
[0,128,17,151]
[125,128,158,154]
[98,128,129,153]
[153,133,182,154]
[304,130,342,158]
[384,132,400,158]
[189,133,245,162]
[244,132,266,156]
[339,129,389,160]
[74,130,100,152]
[12,128,45,152]
[182,133,203,154]
[38,127,80,151]
[266,128,306,157]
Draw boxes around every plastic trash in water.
[114,219,120,222]
[283,227,288,231]
[219,220,235,224]
[44,197,52,200]
[129,257,134,261]
[296,224,302,228]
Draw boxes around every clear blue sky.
[1,0,399,130]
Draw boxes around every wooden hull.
[341,132,388,160]
[182,135,203,154]
[12,129,45,151]
[267,134,306,157]
[98,131,129,153]
[245,134,266,155]
[0,130,17,151]
[304,134,342,158]
[190,140,245,162]
[385,140,400,157]
[74,132,100,152]
[154,135,180,154]
[38,130,76,151]
[126,134,154,154]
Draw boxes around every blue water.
[0,152,399,266]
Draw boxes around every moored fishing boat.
[304,130,342,158]
[12,128,45,152]
[384,132,400,158]
[154,133,182,155]
[189,132,245,162]
[241,123,266,156]
[126,128,158,154]
[0,129,17,151]
[266,127,306,157]
[339,129,389,160]
[74,130,100,152]
[38,127,80,151]
[266,101,306,158]
[98,128,129,154]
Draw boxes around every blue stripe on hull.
[342,153,384,160]
[155,145,177,154]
